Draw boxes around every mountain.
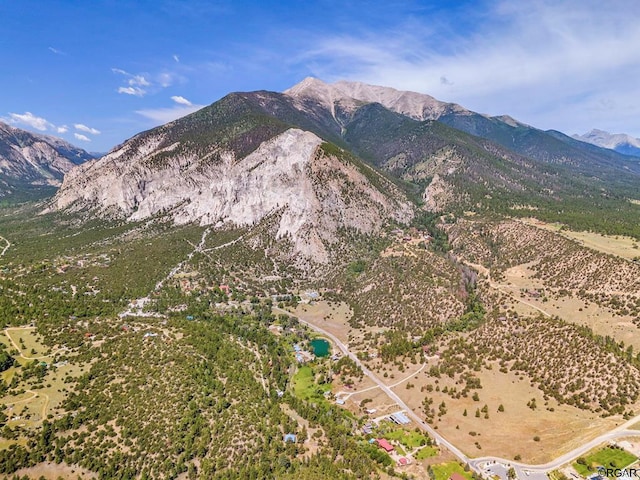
[573,128,640,157]
[286,78,640,175]
[8,80,640,477]
[48,94,412,263]
[0,121,94,199]
[50,78,640,259]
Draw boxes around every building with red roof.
[376,438,394,452]
[449,473,467,480]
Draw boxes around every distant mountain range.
[47,78,640,262]
[0,121,94,199]
[573,128,640,157]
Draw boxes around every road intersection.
[274,305,640,479]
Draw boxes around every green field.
[573,447,637,477]
[431,462,473,480]
[292,365,331,401]
[415,446,438,460]
[385,427,431,449]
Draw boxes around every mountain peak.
[573,129,640,157]
[285,78,466,121]
[284,76,329,96]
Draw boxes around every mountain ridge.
[573,128,640,157]
[285,78,640,174]
[0,121,94,199]
[49,78,640,256]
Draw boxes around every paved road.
[470,425,640,474]
[273,306,473,468]
[276,306,640,478]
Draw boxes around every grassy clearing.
[415,445,438,460]
[573,447,637,477]
[1,366,17,384]
[0,438,27,450]
[5,327,49,358]
[384,427,431,449]
[431,462,473,480]
[391,355,619,463]
[0,329,85,434]
[522,218,640,261]
[293,365,330,401]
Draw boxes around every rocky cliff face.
[0,122,93,195]
[49,78,640,264]
[50,127,412,262]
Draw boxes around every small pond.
[310,338,330,357]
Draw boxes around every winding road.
[275,306,640,478]
[0,235,10,257]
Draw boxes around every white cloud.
[136,104,204,124]
[129,75,150,87]
[74,123,101,135]
[296,0,640,136]
[7,112,54,131]
[5,113,99,140]
[48,47,66,55]
[113,68,149,96]
[157,72,176,88]
[171,95,192,106]
[118,86,146,96]
[112,67,180,97]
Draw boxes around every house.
[398,457,410,466]
[449,473,467,480]
[283,433,297,443]
[219,284,231,295]
[376,438,394,453]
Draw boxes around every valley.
[0,78,638,479]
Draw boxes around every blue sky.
[2,0,639,152]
